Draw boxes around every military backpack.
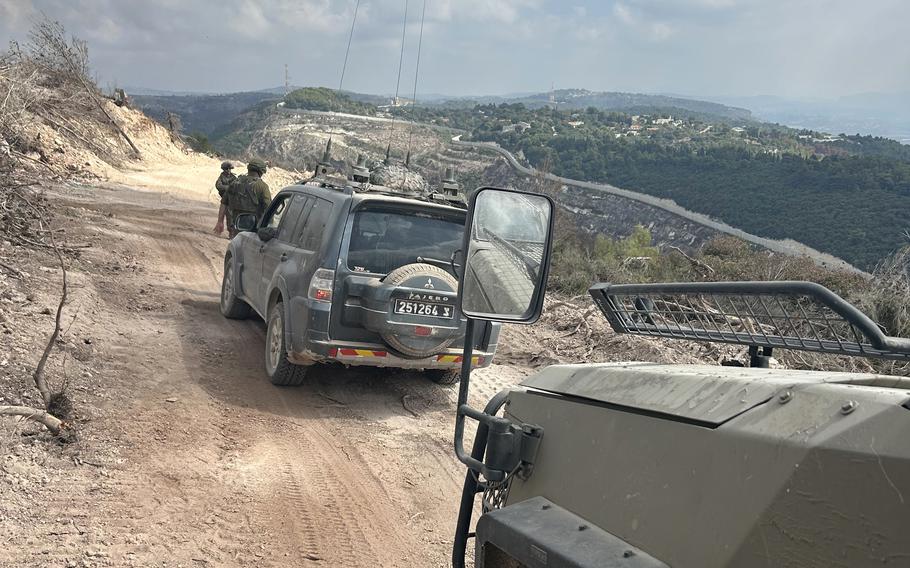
[230,175,265,215]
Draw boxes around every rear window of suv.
[347,208,464,275]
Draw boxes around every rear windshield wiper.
[418,256,462,270]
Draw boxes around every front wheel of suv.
[425,369,460,385]
[221,256,251,319]
[265,300,308,386]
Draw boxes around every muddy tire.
[425,369,460,385]
[381,263,459,358]
[265,300,308,386]
[221,256,251,319]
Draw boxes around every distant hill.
[132,86,393,136]
[419,88,752,122]
[131,91,280,136]
[208,88,381,157]
[515,89,753,121]
[436,102,910,269]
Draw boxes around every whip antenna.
[337,0,362,93]
[317,0,361,179]
[405,0,427,167]
[386,0,410,162]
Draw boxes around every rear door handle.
[280,253,288,262]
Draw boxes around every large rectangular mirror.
[459,187,554,323]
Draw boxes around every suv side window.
[261,194,292,231]
[277,195,306,242]
[295,197,333,251]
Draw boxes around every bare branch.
[0,260,23,279]
[0,406,63,434]
[668,245,715,276]
[17,193,67,410]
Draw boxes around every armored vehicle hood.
[521,362,910,426]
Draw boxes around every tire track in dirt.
[144,222,434,566]
[5,184,534,567]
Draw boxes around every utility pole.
[284,63,290,97]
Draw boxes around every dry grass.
[858,246,910,339]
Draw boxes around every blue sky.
[1,0,908,99]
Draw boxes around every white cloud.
[612,2,673,42]
[229,1,270,37]
[430,0,542,24]
[0,1,36,26]
[0,0,906,98]
[613,2,634,25]
[648,22,673,41]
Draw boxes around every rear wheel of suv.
[221,256,251,319]
[381,263,460,358]
[425,369,460,385]
[265,300,308,386]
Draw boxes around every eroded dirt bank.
[0,181,530,567]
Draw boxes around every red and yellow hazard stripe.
[328,348,483,365]
[330,348,388,358]
[436,355,484,365]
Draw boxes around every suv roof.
[284,179,467,216]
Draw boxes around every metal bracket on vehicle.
[456,403,542,483]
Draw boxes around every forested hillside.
[282,87,377,115]
[149,84,909,269]
[512,89,753,121]
[132,91,279,135]
[392,103,909,269]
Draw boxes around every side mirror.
[257,226,277,242]
[451,187,554,565]
[458,187,554,323]
[235,213,257,232]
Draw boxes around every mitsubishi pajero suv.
[219,174,500,386]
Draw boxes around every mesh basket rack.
[590,281,910,363]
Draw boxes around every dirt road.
[0,182,531,567]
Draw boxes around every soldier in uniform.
[215,161,236,196]
[215,161,237,231]
[214,158,272,238]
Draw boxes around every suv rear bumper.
[289,339,495,370]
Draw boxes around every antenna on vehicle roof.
[326,0,361,178]
[442,167,460,197]
[316,138,333,177]
[431,166,465,206]
[385,0,410,164]
[404,0,427,170]
[352,153,370,183]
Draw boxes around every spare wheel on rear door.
[380,263,460,358]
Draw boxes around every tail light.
[308,268,335,302]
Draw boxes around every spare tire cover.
[381,263,459,358]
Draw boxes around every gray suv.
[219,178,500,386]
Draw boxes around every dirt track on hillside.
[0,182,532,567]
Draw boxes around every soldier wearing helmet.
[215,161,237,231]
[215,161,236,197]
[214,159,272,237]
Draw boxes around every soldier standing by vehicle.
[215,161,237,231]
[214,158,272,238]
[215,161,236,196]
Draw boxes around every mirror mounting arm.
[453,320,477,465]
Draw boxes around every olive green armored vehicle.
[451,187,910,567]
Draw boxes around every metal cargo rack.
[590,281,910,365]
